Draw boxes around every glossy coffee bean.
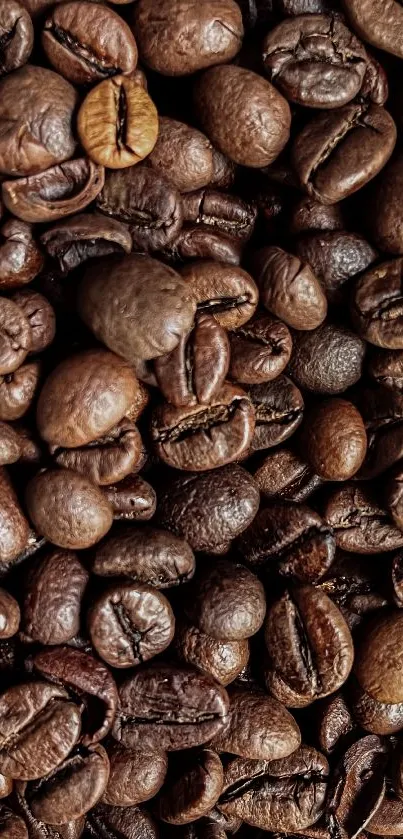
[93,525,195,588]
[181,260,258,330]
[149,118,214,193]
[263,14,367,109]
[295,229,377,305]
[51,418,145,487]
[264,584,354,707]
[0,361,41,421]
[12,290,55,355]
[0,468,30,568]
[182,189,256,243]
[370,152,403,254]
[324,484,403,554]
[23,549,88,645]
[317,551,388,631]
[77,75,158,169]
[103,475,156,522]
[87,802,158,839]
[245,375,304,451]
[229,315,292,384]
[0,0,33,75]
[349,678,403,735]
[102,744,167,807]
[343,0,403,59]
[354,386,403,479]
[194,65,291,168]
[0,589,19,640]
[40,214,132,273]
[368,348,403,393]
[0,297,31,375]
[174,620,249,686]
[252,245,327,330]
[25,468,113,549]
[238,502,335,582]
[42,1,138,85]
[161,224,242,266]
[287,323,366,394]
[112,663,229,751]
[156,750,224,825]
[326,735,387,839]
[185,561,265,641]
[0,221,44,291]
[299,398,367,480]
[254,447,322,502]
[290,195,344,235]
[355,611,403,704]
[317,691,356,755]
[0,423,21,467]
[352,258,403,348]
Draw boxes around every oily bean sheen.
[42,2,138,85]
[228,315,292,385]
[299,398,367,481]
[181,260,258,330]
[324,484,403,554]
[351,259,403,348]
[0,221,44,291]
[0,363,40,422]
[245,376,304,451]
[112,663,230,751]
[349,678,403,735]
[0,0,33,76]
[182,190,256,243]
[102,475,156,522]
[0,298,31,375]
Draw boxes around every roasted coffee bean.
[229,315,292,384]
[218,746,329,831]
[97,166,183,253]
[210,148,236,189]
[254,448,322,502]
[352,258,403,349]
[0,361,41,421]
[152,383,255,471]
[156,750,224,825]
[295,230,377,305]
[103,475,156,522]
[317,692,356,755]
[52,419,144,487]
[103,744,167,807]
[87,802,158,839]
[79,255,196,363]
[353,386,403,479]
[40,214,132,273]
[181,260,258,330]
[370,152,403,254]
[252,246,327,331]
[0,682,81,780]
[112,663,229,751]
[349,678,403,735]
[161,224,242,266]
[366,782,403,836]
[0,221,44,291]
[0,589,19,640]
[324,484,403,554]
[182,190,256,244]
[2,159,105,224]
[133,0,243,76]
[77,75,158,169]
[149,118,214,193]
[185,561,265,641]
[194,65,291,168]
[155,314,230,407]
[263,14,368,109]
[12,290,55,355]
[0,0,33,76]
[174,620,249,686]
[37,349,141,448]
[354,611,403,704]
[238,502,334,582]
[31,645,118,746]
[292,103,397,204]
[343,0,403,59]
[212,687,301,760]
[299,398,367,481]
[0,423,21,467]
[317,551,387,631]
[287,323,366,394]
[0,805,27,839]
[290,196,344,235]
[368,348,403,393]
[23,549,88,645]
[0,468,30,568]
[93,525,195,588]
[245,376,304,452]
[88,582,175,668]
[325,735,387,839]
[42,1,138,85]
[264,584,354,706]
[25,468,113,550]
[0,297,31,375]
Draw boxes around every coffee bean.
[182,190,256,243]
[156,750,224,825]
[252,245,327,330]
[317,692,356,755]
[368,348,403,393]
[253,448,322,502]
[0,297,31,375]
[287,323,366,394]
[102,744,167,807]
[87,803,158,839]
[349,678,403,735]
[93,525,195,587]
[40,214,132,273]
[0,0,33,76]
[0,221,44,291]
[23,549,88,645]
[0,423,22,467]
[299,398,367,481]
[0,468,30,568]
[343,0,403,59]
[324,484,403,554]
[352,258,403,348]
[174,620,249,686]
[295,230,377,306]
[245,375,304,451]
[290,196,344,235]
[0,361,41,421]
[0,805,27,839]
[181,260,258,330]
[12,290,55,355]
[185,561,265,641]
[103,475,156,521]
[52,419,145,486]
[149,118,214,193]
[229,315,292,384]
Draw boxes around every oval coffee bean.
[0,297,31,375]
[252,245,327,331]
[181,260,258,330]
[354,611,403,704]
[299,398,367,481]
[0,0,33,76]
[295,229,377,306]
[40,214,132,273]
[174,620,249,687]
[23,549,88,645]
[229,315,292,385]
[93,526,195,588]
[0,468,30,569]
[349,678,403,735]
[156,750,224,825]
[317,692,356,755]
[52,419,144,487]
[343,0,403,59]
[288,323,366,394]
[185,561,265,641]
[351,258,403,349]
[0,589,19,640]
[12,290,55,355]
[148,118,214,193]
[0,221,44,291]
[324,484,403,554]
[0,423,21,467]
[102,744,167,807]
[0,361,41,422]
[254,448,322,503]
[103,475,156,522]
[87,803,158,839]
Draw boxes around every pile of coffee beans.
[2,0,403,836]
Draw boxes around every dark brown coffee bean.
[103,744,167,807]
[42,1,138,85]
[353,386,403,479]
[156,750,224,825]
[218,746,329,831]
[324,484,403,554]
[252,246,327,330]
[103,475,156,522]
[355,611,403,703]
[325,736,387,839]
[182,190,256,244]
[238,502,334,583]
[0,468,30,569]
[210,149,236,188]
[25,468,113,550]
[0,590,19,641]
[366,786,403,836]
[0,682,81,780]
[155,314,230,407]
[229,315,292,384]
[212,687,301,760]
[2,159,105,224]
[317,692,356,755]
[343,0,403,59]
[181,260,258,330]
[77,75,158,169]
[370,152,403,254]
[23,549,88,645]
[264,584,354,707]
[52,419,144,487]
[254,448,322,502]
[368,348,403,393]
[0,423,21,467]
[290,196,344,235]
[152,383,255,471]
[0,805,27,839]
[133,0,243,75]
[112,663,229,751]
[97,166,183,253]
[161,224,242,266]
[0,361,41,421]
[174,620,249,686]
[11,290,55,355]
[93,525,195,588]
[349,678,403,735]
[185,561,265,641]
[149,118,214,193]
[0,0,33,75]
[263,14,367,109]
[245,375,304,452]
[317,551,387,632]
[0,221,44,291]
[0,65,77,177]
[157,464,259,553]
[88,582,175,668]
[0,297,31,376]
[351,258,403,348]
[40,214,132,273]
[195,65,291,168]
[295,230,377,305]
[87,802,158,839]
[292,103,397,204]
[299,398,367,481]
[79,254,196,363]
[26,744,110,824]
[37,349,141,448]
[32,646,118,746]
[287,323,366,394]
